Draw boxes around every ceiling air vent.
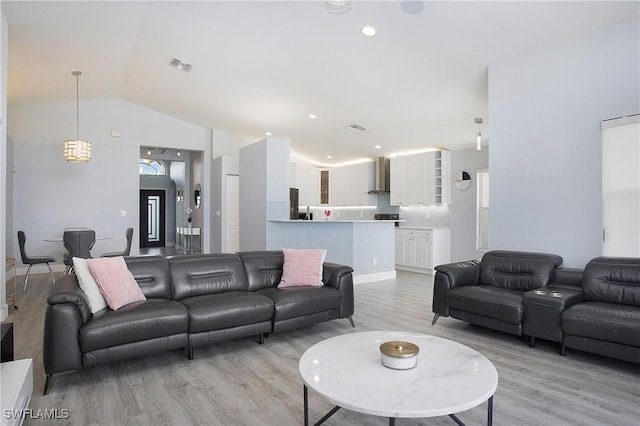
[170,58,193,72]
[347,123,367,133]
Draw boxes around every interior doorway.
[140,189,166,248]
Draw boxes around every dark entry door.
[140,190,166,248]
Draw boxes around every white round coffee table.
[299,331,498,425]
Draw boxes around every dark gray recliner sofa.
[432,250,563,336]
[44,251,354,394]
[561,256,640,364]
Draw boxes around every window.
[477,169,489,251]
[139,159,167,176]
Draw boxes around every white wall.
[8,98,212,269]
[239,137,289,251]
[450,147,489,262]
[488,18,640,268]
[0,10,7,319]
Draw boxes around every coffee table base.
[304,385,493,426]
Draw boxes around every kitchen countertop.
[269,220,402,223]
[397,226,451,230]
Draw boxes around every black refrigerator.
[289,188,299,220]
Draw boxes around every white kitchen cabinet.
[395,228,451,273]
[329,162,374,206]
[290,162,320,206]
[390,157,404,206]
[390,151,451,206]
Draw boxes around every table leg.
[488,395,493,426]
[304,385,309,426]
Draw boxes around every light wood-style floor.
[4,270,640,426]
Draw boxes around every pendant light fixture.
[475,118,484,151]
[64,71,92,163]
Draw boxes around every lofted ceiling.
[4,1,638,166]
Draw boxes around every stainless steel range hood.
[368,157,390,194]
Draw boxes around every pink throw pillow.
[278,249,327,288]
[87,257,146,310]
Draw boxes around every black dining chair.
[101,227,134,258]
[17,230,56,291]
[63,229,96,274]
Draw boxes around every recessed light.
[374,145,381,149]
[326,155,333,159]
[361,26,376,37]
[265,131,272,136]
[309,114,318,119]
[177,150,181,156]
[147,149,151,155]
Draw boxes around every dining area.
[16,227,134,291]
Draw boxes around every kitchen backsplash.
[299,192,450,228]
[399,205,451,228]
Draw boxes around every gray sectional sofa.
[432,250,640,364]
[431,250,564,335]
[561,256,640,364]
[43,251,355,394]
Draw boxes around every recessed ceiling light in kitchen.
[361,26,376,36]
[309,114,318,119]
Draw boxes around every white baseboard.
[353,270,396,284]
[395,265,434,275]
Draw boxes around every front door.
[140,190,166,248]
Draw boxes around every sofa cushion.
[180,292,274,333]
[446,285,525,324]
[583,257,640,306]
[257,286,342,322]
[73,257,107,314]
[169,254,248,300]
[79,299,189,352]
[278,248,327,288]
[480,251,557,291]
[87,257,146,310]
[239,251,285,292]
[562,302,640,347]
[125,255,172,299]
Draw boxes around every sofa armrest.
[432,260,480,317]
[44,274,88,376]
[322,262,355,318]
[47,274,92,325]
[435,260,481,289]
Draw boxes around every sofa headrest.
[483,250,563,267]
[124,255,171,299]
[168,253,248,300]
[237,251,284,292]
[583,257,640,306]
[480,251,559,291]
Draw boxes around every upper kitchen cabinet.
[390,151,451,206]
[329,162,375,206]
[290,162,320,206]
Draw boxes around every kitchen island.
[267,220,397,284]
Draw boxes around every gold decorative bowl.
[379,340,419,370]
